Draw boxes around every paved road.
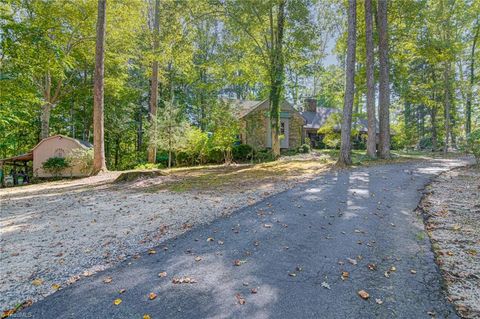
[22,159,469,319]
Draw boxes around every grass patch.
[143,149,451,193]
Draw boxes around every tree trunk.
[466,20,479,136]
[147,0,160,163]
[443,61,451,153]
[377,0,390,159]
[338,0,357,166]
[93,0,107,174]
[269,0,286,158]
[365,0,376,158]
[40,103,53,140]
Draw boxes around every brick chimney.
[304,98,317,112]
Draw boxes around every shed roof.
[31,135,92,151]
[0,152,33,165]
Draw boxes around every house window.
[280,122,285,135]
[54,148,65,158]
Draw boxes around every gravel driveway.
[18,158,472,318]
[0,170,297,311]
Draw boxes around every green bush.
[232,144,254,161]
[67,148,93,175]
[134,162,165,170]
[297,143,310,153]
[42,157,71,177]
[205,147,225,164]
[254,149,276,163]
[466,129,480,164]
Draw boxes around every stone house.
[230,99,306,151]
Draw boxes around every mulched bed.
[419,165,480,318]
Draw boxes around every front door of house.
[280,118,289,149]
[266,116,290,149]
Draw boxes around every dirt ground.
[419,165,480,318]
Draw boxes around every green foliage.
[178,126,209,166]
[232,144,254,161]
[466,129,480,164]
[66,149,94,175]
[42,157,71,177]
[254,149,276,163]
[298,143,311,153]
[133,162,165,170]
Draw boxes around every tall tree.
[147,0,161,163]
[338,0,357,166]
[377,0,390,158]
[269,0,286,157]
[364,0,376,158]
[93,0,107,173]
[466,19,479,136]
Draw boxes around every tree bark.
[338,0,357,166]
[269,0,286,158]
[93,0,107,174]
[377,0,390,159]
[443,61,451,153]
[147,0,160,163]
[466,19,479,136]
[365,0,376,158]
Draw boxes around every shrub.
[133,162,165,170]
[417,136,433,150]
[298,143,310,154]
[42,157,71,177]
[466,129,480,164]
[232,144,254,161]
[254,149,276,163]
[67,148,93,175]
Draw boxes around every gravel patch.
[419,165,480,318]
[0,170,299,311]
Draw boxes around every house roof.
[301,107,339,130]
[31,135,93,152]
[301,107,371,132]
[222,99,266,119]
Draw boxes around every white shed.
[32,135,92,177]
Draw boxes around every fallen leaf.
[119,289,126,294]
[158,272,167,277]
[148,249,156,255]
[32,278,43,286]
[321,281,331,289]
[113,298,122,305]
[367,263,377,271]
[375,298,383,305]
[358,290,370,300]
[148,292,157,300]
[103,276,112,284]
[390,266,396,272]
[195,256,202,262]
[347,258,357,266]
[218,240,224,245]
[143,315,151,319]
[207,237,214,242]
[341,271,349,280]
[251,288,258,294]
[446,251,454,256]
[235,293,246,305]
[51,283,61,290]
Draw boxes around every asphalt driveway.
[21,159,470,319]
